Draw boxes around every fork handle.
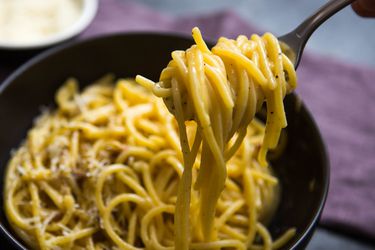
[294,0,356,40]
[279,0,356,68]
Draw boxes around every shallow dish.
[0,33,329,250]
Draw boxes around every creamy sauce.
[0,0,82,44]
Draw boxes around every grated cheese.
[0,0,82,44]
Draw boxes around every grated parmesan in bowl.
[0,0,98,49]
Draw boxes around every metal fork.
[279,0,356,68]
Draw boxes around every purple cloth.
[2,0,375,240]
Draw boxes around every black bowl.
[0,33,329,250]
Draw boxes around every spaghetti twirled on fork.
[137,27,297,249]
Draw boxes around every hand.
[352,0,375,17]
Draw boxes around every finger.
[352,0,375,17]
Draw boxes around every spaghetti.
[137,27,296,249]
[4,27,297,250]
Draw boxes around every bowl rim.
[0,0,99,50]
[0,32,330,250]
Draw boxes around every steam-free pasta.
[5,27,297,250]
[137,27,296,249]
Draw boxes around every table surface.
[137,0,375,68]
[135,0,375,249]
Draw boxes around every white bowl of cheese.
[0,0,98,50]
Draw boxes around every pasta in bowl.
[0,31,328,250]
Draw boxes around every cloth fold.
[1,0,374,240]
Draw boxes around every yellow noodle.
[5,27,297,250]
[137,27,296,249]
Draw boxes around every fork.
[279,0,356,68]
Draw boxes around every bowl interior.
[0,33,328,250]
